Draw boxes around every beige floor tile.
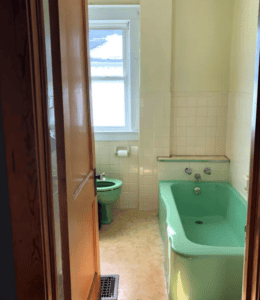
[99,209,168,300]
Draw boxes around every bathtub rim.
[159,180,247,257]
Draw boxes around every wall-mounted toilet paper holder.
[115,146,130,157]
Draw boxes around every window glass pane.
[92,80,125,127]
[89,29,123,76]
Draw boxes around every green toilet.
[97,178,123,224]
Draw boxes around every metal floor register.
[100,275,119,300]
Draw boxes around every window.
[88,5,140,141]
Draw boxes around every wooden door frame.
[242,5,260,299]
[23,0,100,297]
[38,0,73,298]
[25,0,100,297]
[32,0,100,298]
[0,0,63,298]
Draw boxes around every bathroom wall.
[95,141,139,209]
[89,0,140,209]
[226,0,259,199]
[91,0,259,209]
[138,0,172,210]
[90,0,172,210]
[170,0,234,156]
[158,160,230,182]
[170,93,228,155]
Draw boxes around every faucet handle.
[204,167,211,175]
[95,172,106,181]
[185,167,192,175]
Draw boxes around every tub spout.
[195,173,201,182]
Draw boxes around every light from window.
[92,81,125,127]
[89,28,128,128]
[89,29,123,77]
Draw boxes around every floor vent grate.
[100,275,119,300]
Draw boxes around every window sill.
[94,131,139,141]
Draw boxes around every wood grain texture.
[48,0,101,298]
[0,0,50,298]
[57,0,101,296]
[1,0,100,299]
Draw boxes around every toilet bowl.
[96,178,122,224]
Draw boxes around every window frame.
[89,21,130,132]
[88,5,140,141]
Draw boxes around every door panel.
[47,0,100,298]
[54,0,100,298]
[58,0,92,193]
[68,174,96,298]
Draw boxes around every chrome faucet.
[96,172,106,181]
[185,167,192,175]
[195,173,201,182]
[204,167,211,175]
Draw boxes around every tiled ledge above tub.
[158,156,230,182]
[157,155,230,163]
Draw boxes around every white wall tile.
[188,97,198,107]
[110,173,120,180]
[139,193,158,211]
[187,127,197,137]
[187,116,197,127]
[197,127,206,137]
[195,146,206,155]
[177,97,188,107]
[207,107,217,117]
[207,116,217,127]
[187,106,198,117]
[176,147,186,155]
[129,173,139,183]
[217,116,227,127]
[176,136,187,146]
[178,107,188,116]
[185,147,195,155]
[110,164,120,173]
[170,92,228,155]
[198,99,207,106]
[158,162,191,181]
[187,136,197,146]
[177,117,187,127]
[129,165,139,174]
[196,137,206,146]
[207,98,218,107]
[99,155,110,165]
[120,164,129,174]
[197,107,208,117]
[197,117,207,127]
[206,127,216,136]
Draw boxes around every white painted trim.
[94,131,139,141]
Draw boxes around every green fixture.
[97,178,122,224]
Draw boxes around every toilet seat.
[96,178,122,192]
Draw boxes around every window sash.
[89,21,131,131]
[91,77,131,132]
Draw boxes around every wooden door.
[1,0,100,298]
[46,0,101,299]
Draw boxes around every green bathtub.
[158,181,247,300]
